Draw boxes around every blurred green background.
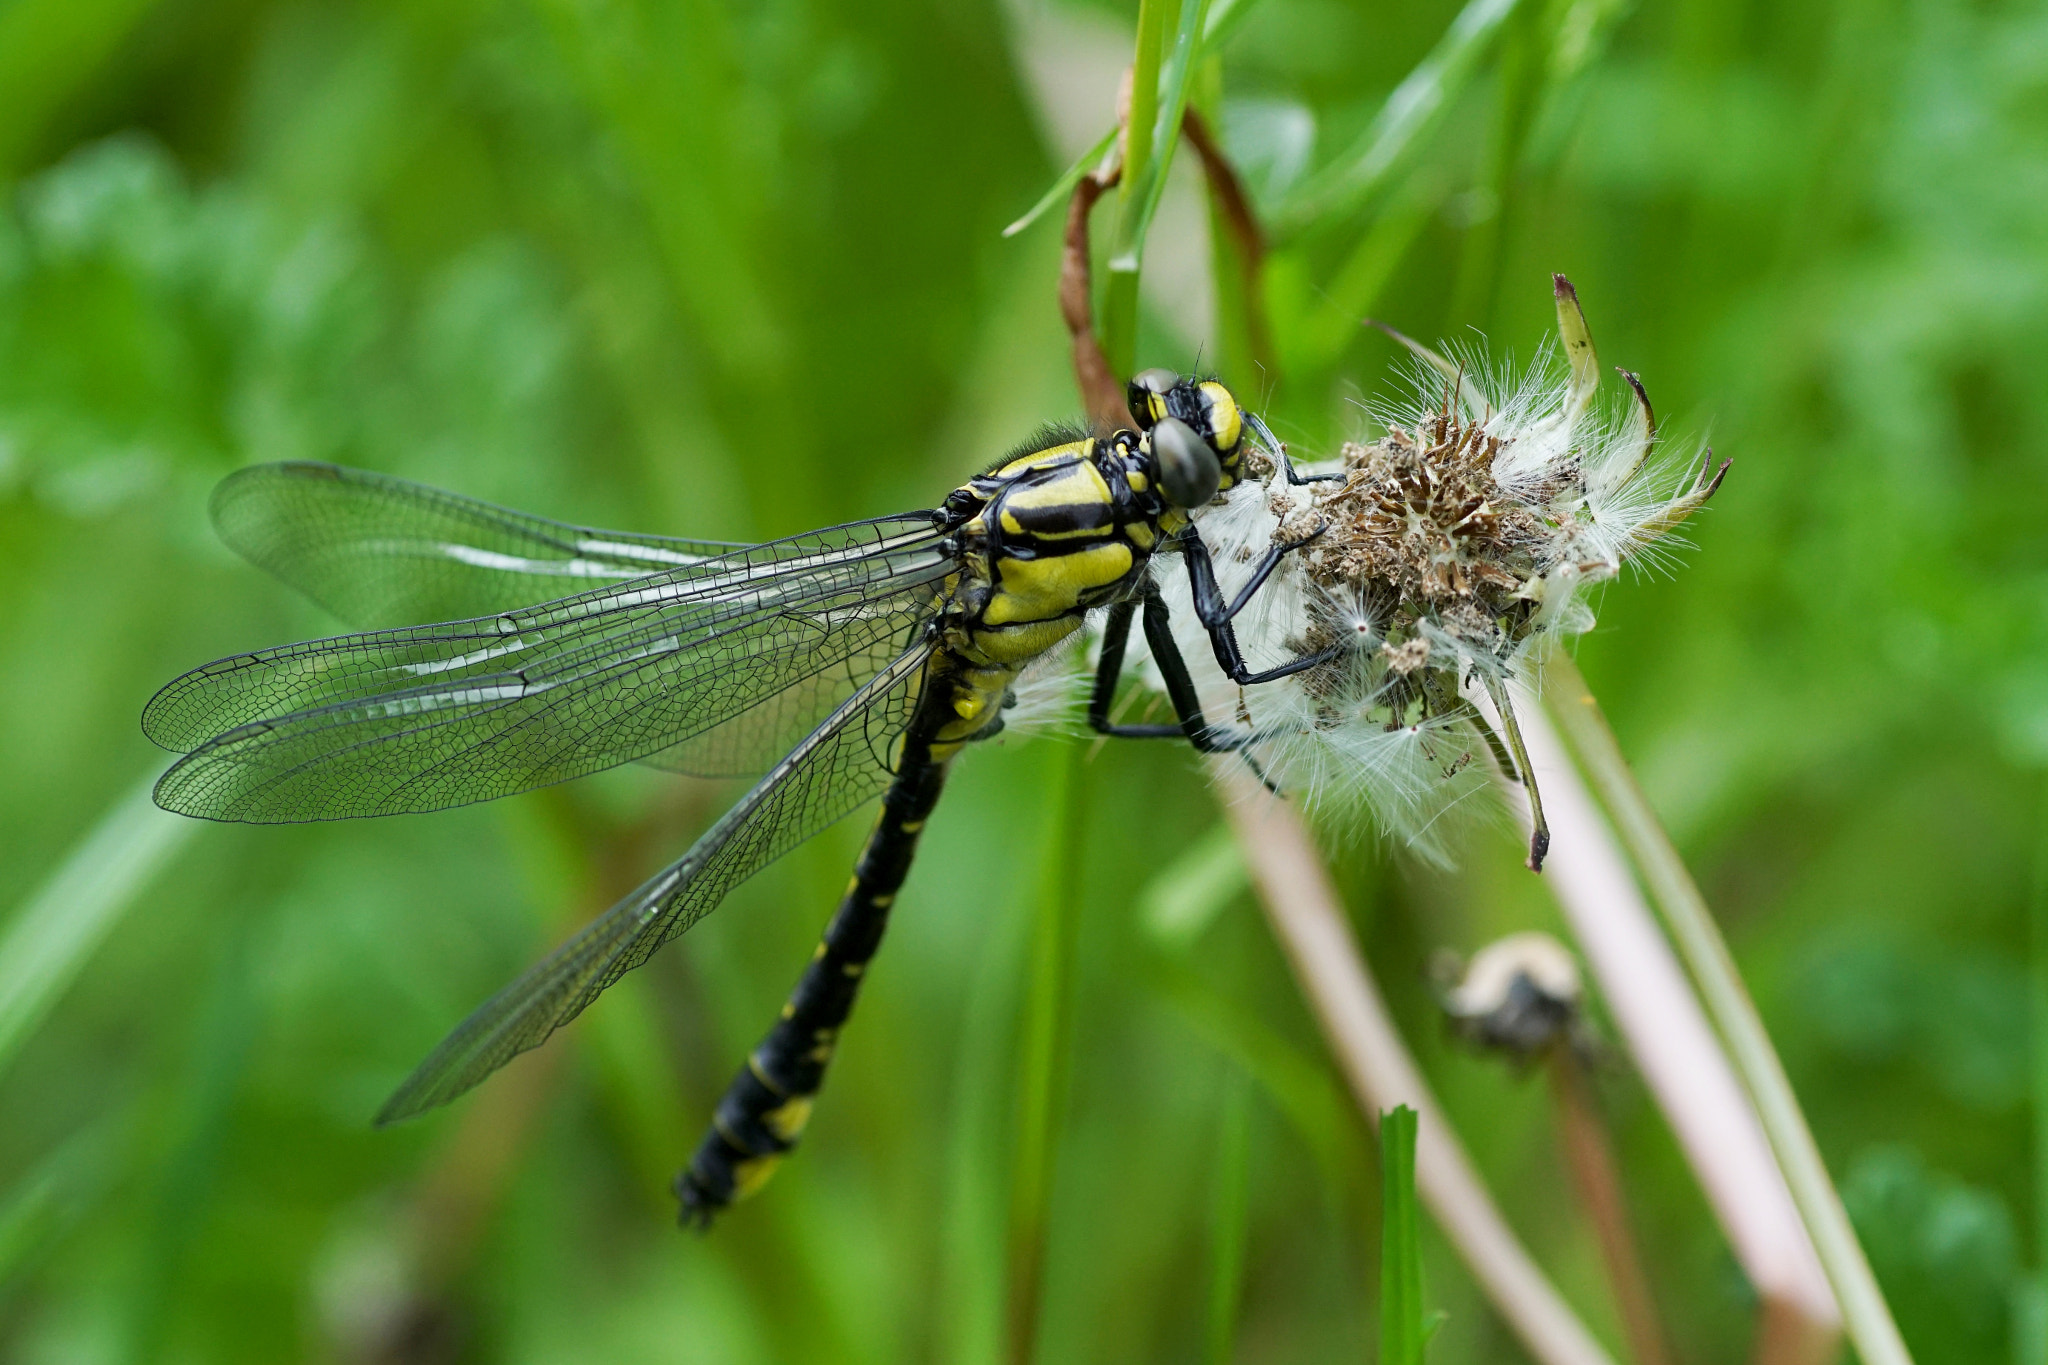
[3,0,2046,1360]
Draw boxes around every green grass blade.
[1115,0,1213,273]
[2035,776,2048,1359]
[1285,179,1442,372]
[1005,738,1085,1364]
[1200,0,1268,53]
[1139,822,1249,948]
[1003,126,1119,239]
[1380,1105,1425,1365]
[1447,0,1552,325]
[1100,0,1176,377]
[0,770,196,1083]
[0,1121,118,1292]
[1274,0,1520,237]
[1203,1072,1252,1365]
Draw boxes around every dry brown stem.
[1060,165,1133,429]
[1548,1050,1679,1365]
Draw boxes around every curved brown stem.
[1061,166,1133,429]
[1548,1050,1680,1365]
[1061,108,1282,417]
[1181,107,1276,381]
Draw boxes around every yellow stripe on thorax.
[981,541,1132,626]
[990,441,1090,480]
[1000,461,1111,516]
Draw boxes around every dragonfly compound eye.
[1153,416,1221,509]
[1126,368,1180,429]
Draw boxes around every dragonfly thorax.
[937,433,1165,669]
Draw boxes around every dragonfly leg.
[675,746,949,1226]
[1087,586,1253,754]
[1245,410,1342,486]
[1181,528,1341,686]
[1087,598,1184,741]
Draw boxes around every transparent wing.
[376,642,934,1122]
[145,517,951,821]
[211,461,749,628]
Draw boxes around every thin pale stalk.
[1005,739,1085,1365]
[1467,674,1839,1359]
[1541,651,1910,1365]
[1214,762,1616,1365]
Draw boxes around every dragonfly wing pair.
[147,462,958,1113]
[201,462,908,781]
[146,485,953,820]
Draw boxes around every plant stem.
[2031,774,2048,1333]
[1005,739,1085,1365]
[1380,1104,1425,1365]
[1540,651,1912,1365]
[1215,763,1616,1365]
[1476,679,1838,1355]
[1547,1051,1677,1365]
[1101,0,1174,377]
[1203,1069,1252,1365]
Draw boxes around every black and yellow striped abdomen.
[677,426,1191,1225]
[675,652,1013,1223]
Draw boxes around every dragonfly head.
[1126,369,1251,508]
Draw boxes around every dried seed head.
[1438,932,1585,1059]
[1127,277,1727,865]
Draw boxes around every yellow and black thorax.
[934,429,1183,670]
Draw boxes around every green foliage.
[3,0,2046,1361]
[1379,1106,1426,1365]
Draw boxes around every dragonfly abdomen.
[675,662,980,1225]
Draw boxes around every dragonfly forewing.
[212,462,750,628]
[146,522,955,821]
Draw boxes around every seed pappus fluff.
[1131,275,1729,870]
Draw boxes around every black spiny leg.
[1181,528,1341,685]
[1088,586,1248,754]
[1089,586,1289,793]
[1087,598,1183,741]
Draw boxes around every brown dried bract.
[1305,409,1544,639]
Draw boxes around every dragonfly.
[143,370,1336,1224]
